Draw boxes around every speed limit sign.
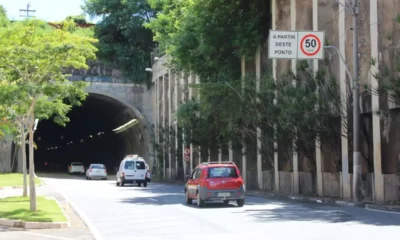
[184,155,190,162]
[184,148,190,156]
[297,31,324,59]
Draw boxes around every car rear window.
[136,161,146,170]
[208,167,238,178]
[72,163,83,166]
[124,161,135,170]
[91,164,105,169]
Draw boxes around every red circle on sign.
[184,148,190,155]
[300,34,321,56]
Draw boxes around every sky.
[0,0,95,22]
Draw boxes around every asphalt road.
[38,172,400,240]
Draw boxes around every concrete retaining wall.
[299,172,314,195]
[279,171,293,194]
[384,174,400,201]
[323,173,341,197]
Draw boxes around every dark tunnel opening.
[33,93,149,173]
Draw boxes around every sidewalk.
[153,178,400,213]
[0,185,95,240]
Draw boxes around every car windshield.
[208,167,238,178]
[72,163,82,166]
[91,164,105,169]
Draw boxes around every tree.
[83,0,156,85]
[0,19,97,211]
[146,0,269,82]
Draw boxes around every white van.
[116,155,148,187]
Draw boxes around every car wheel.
[237,199,245,207]
[103,178,107,180]
[223,200,230,205]
[185,190,192,205]
[197,192,204,208]
[88,177,91,180]
[143,181,148,187]
[138,182,142,187]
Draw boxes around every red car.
[184,161,246,208]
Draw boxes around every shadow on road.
[117,182,400,227]
[234,202,400,226]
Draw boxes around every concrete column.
[168,70,173,180]
[218,146,222,163]
[291,0,299,194]
[162,74,167,179]
[370,0,384,203]
[196,76,202,164]
[228,142,233,162]
[241,56,247,186]
[339,0,351,199]
[272,0,279,192]
[313,0,324,196]
[157,77,162,175]
[255,44,263,190]
[180,74,187,177]
[189,74,194,173]
[175,72,179,178]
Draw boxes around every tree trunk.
[21,123,27,197]
[28,119,36,211]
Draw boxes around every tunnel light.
[33,119,39,131]
[80,139,84,143]
[113,119,139,134]
[90,135,93,138]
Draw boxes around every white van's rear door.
[123,160,136,180]
[135,161,147,180]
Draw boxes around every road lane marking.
[149,198,158,202]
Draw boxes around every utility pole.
[19,3,36,19]
[351,0,361,203]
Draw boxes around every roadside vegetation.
[0,173,41,187]
[0,196,66,222]
[0,6,98,211]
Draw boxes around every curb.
[155,179,400,214]
[0,196,71,229]
[0,218,69,229]
[40,179,104,240]
[0,184,43,190]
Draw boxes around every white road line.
[21,232,76,240]
[149,198,158,202]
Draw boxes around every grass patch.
[0,196,67,222]
[0,173,41,187]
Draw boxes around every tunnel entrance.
[34,93,150,173]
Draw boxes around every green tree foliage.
[83,0,156,85]
[176,66,343,167]
[146,0,270,82]
[0,19,97,210]
[0,5,8,27]
[66,14,88,24]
